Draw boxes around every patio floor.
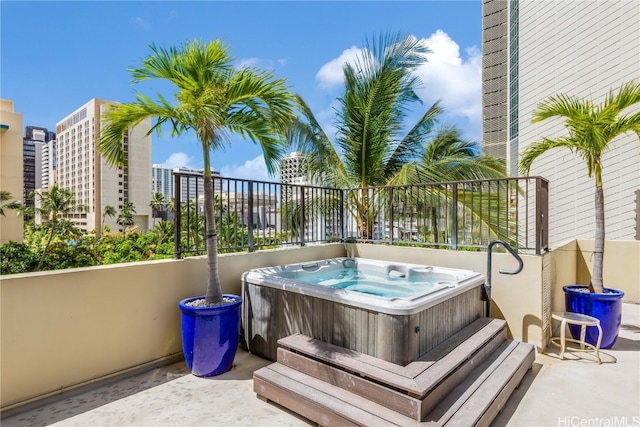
[3,303,639,427]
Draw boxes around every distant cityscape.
[2,97,313,239]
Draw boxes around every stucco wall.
[0,244,344,410]
[3,240,634,410]
[0,99,24,243]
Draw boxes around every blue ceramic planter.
[179,294,242,377]
[564,285,624,349]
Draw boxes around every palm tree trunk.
[204,175,223,305]
[590,183,605,293]
[36,220,56,272]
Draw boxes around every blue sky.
[1,1,482,182]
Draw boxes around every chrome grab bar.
[484,240,524,316]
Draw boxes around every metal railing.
[171,173,548,258]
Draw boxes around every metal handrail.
[484,240,524,316]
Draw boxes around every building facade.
[41,138,56,190]
[55,98,152,232]
[23,126,55,210]
[151,164,175,201]
[482,0,640,245]
[0,99,24,243]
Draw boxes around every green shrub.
[0,241,38,274]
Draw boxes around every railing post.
[340,189,345,242]
[300,187,306,246]
[452,183,458,250]
[388,187,394,245]
[173,172,182,259]
[247,181,254,253]
[535,177,549,254]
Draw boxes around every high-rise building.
[481,0,640,245]
[172,166,221,201]
[0,99,24,243]
[55,98,152,232]
[41,138,56,190]
[280,152,309,186]
[151,164,175,200]
[23,126,55,210]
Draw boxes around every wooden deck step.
[254,317,535,426]
[276,317,507,398]
[254,362,421,427]
[276,346,424,420]
[424,340,535,426]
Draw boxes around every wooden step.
[255,340,534,426]
[276,317,507,397]
[254,317,535,425]
[276,347,424,420]
[424,340,535,426]
[254,362,421,427]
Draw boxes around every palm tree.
[101,205,116,232]
[520,81,640,293]
[99,39,295,305]
[413,126,505,183]
[30,184,87,271]
[117,201,136,229]
[149,192,166,227]
[0,191,22,217]
[288,33,505,239]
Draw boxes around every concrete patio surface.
[3,303,639,427]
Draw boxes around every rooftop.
[3,303,638,427]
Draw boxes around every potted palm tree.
[520,81,640,349]
[99,39,295,376]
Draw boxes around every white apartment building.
[151,164,175,200]
[171,166,221,202]
[41,139,56,190]
[482,0,640,246]
[55,98,152,232]
[280,151,309,186]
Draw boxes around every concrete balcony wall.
[0,243,344,410]
[3,240,635,411]
[550,239,640,309]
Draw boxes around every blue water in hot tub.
[291,267,438,298]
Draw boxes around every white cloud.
[316,46,363,89]
[220,156,275,182]
[237,57,261,69]
[162,152,194,169]
[131,17,150,30]
[415,30,482,126]
[314,31,482,137]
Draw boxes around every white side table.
[551,312,602,364]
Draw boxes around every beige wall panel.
[518,0,640,245]
[0,99,24,243]
[0,243,344,409]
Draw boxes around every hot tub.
[242,257,485,365]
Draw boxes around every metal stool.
[551,312,602,364]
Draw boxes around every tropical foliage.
[116,201,136,228]
[286,33,505,241]
[520,80,640,293]
[102,205,116,232]
[149,192,166,227]
[0,190,22,217]
[30,184,87,271]
[1,221,175,274]
[98,39,296,305]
